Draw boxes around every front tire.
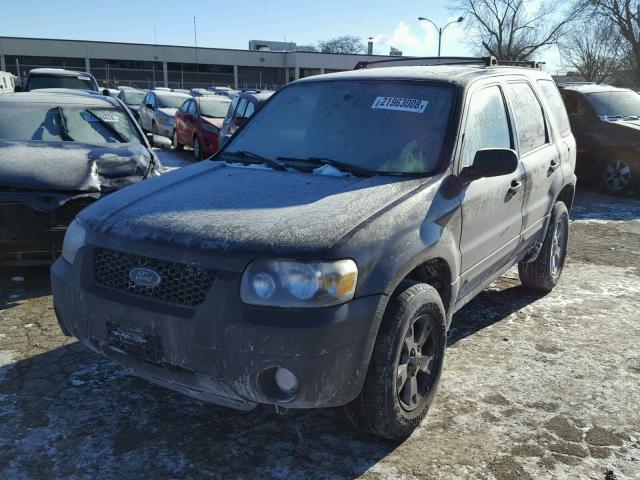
[173,130,184,152]
[602,156,636,196]
[193,136,202,160]
[518,201,569,292]
[345,281,446,440]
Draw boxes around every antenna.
[194,16,200,87]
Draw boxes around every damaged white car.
[0,89,169,266]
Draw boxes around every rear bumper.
[51,250,385,410]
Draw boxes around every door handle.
[509,179,523,193]
[549,159,561,171]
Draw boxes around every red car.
[174,96,231,160]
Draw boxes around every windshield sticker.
[81,112,120,123]
[371,96,429,113]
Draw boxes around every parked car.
[174,96,231,159]
[102,88,121,97]
[52,61,576,440]
[0,89,169,265]
[172,88,190,94]
[15,68,100,92]
[138,90,190,137]
[207,86,239,99]
[0,71,16,94]
[116,88,146,119]
[189,88,215,97]
[218,90,274,146]
[559,83,640,195]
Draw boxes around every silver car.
[138,90,190,138]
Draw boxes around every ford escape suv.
[51,58,576,440]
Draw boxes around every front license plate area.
[107,319,162,364]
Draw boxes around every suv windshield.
[27,74,98,92]
[586,91,640,118]
[157,94,188,108]
[200,100,230,117]
[225,80,455,175]
[0,103,141,144]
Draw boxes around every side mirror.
[234,116,246,127]
[461,148,518,183]
[145,103,154,109]
[14,85,23,92]
[102,89,111,97]
[147,134,172,149]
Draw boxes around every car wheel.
[173,130,184,152]
[602,157,634,196]
[193,136,202,160]
[518,201,569,292]
[344,281,446,440]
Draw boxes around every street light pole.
[417,16,464,57]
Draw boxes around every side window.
[234,98,248,119]
[189,101,198,116]
[142,93,149,106]
[506,82,547,154]
[561,92,583,115]
[226,96,239,118]
[462,85,512,167]
[150,94,157,109]
[244,101,255,118]
[538,80,571,136]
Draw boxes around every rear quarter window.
[538,80,571,136]
[506,82,547,155]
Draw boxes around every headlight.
[61,220,87,264]
[241,259,358,308]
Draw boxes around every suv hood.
[80,161,426,256]
[0,140,154,193]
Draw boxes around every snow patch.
[312,164,352,177]
[10,276,24,282]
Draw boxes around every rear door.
[457,82,526,301]
[504,80,565,246]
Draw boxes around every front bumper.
[51,247,385,410]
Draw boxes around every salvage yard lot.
[0,182,639,480]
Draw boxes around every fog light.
[275,367,299,394]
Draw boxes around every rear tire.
[344,281,446,440]
[518,201,569,292]
[173,130,184,152]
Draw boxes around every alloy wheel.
[194,137,201,160]
[550,217,567,277]
[396,313,438,412]
[603,160,631,193]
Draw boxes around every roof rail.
[353,56,498,70]
[498,60,546,69]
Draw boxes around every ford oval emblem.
[129,267,161,287]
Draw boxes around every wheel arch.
[556,183,575,213]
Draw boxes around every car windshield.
[225,80,454,175]
[586,91,640,118]
[199,100,230,117]
[0,103,141,144]
[122,91,145,105]
[27,74,97,91]
[157,94,188,108]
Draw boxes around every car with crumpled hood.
[52,60,577,440]
[0,89,168,265]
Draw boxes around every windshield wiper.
[56,106,74,141]
[84,109,128,143]
[276,156,374,177]
[223,150,287,171]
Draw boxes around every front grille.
[94,247,215,306]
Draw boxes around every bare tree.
[560,19,622,82]
[453,0,575,60]
[318,36,365,54]
[581,0,640,85]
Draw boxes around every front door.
[457,82,526,303]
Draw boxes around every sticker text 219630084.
[371,96,429,113]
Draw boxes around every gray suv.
[51,58,576,439]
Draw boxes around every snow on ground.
[154,148,195,173]
[571,190,640,223]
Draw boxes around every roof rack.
[353,56,498,70]
[498,60,545,69]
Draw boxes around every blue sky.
[0,0,561,71]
